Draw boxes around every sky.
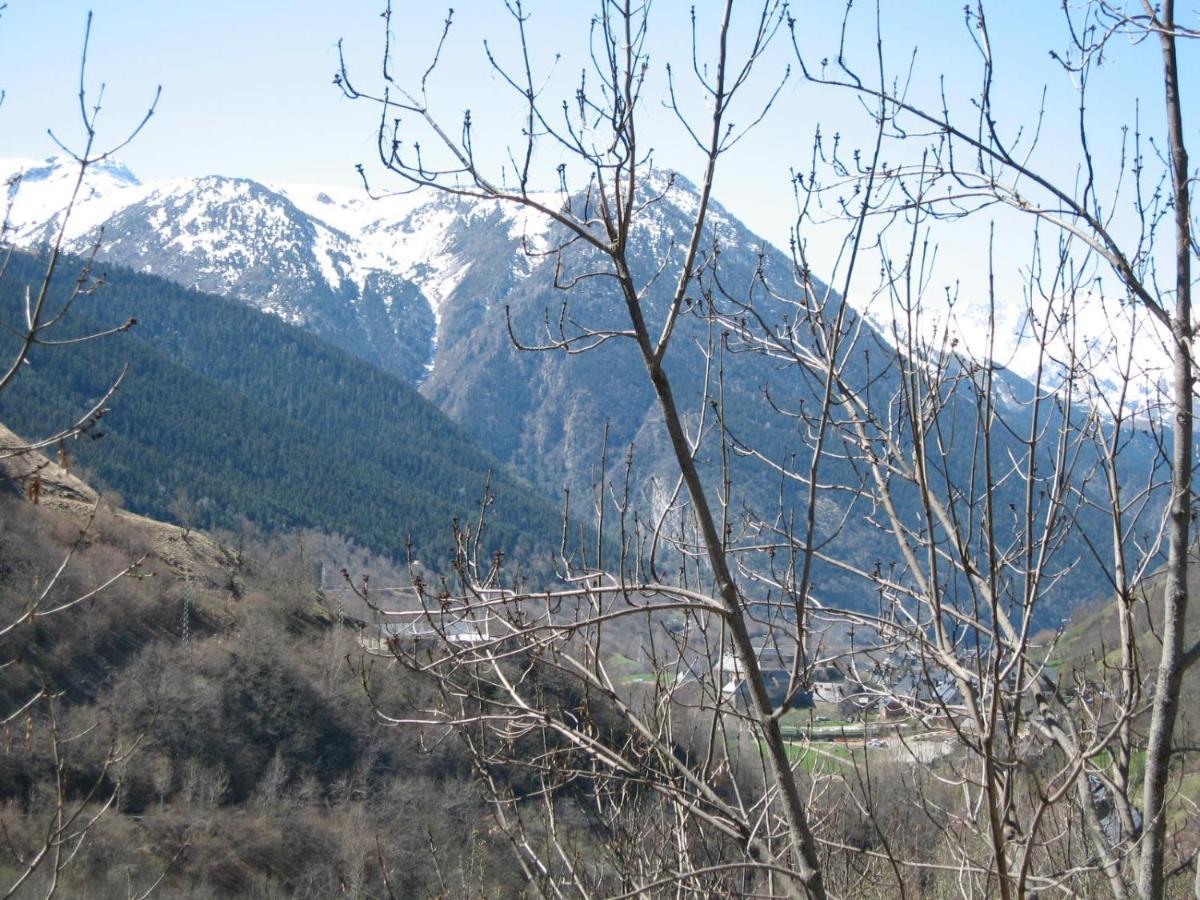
[1,0,1193,381]
[3,2,1165,240]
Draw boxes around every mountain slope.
[2,158,1167,626]
[0,249,569,569]
[3,157,556,384]
[0,436,526,897]
[82,175,434,383]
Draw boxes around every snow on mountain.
[2,158,762,365]
[270,182,559,332]
[2,156,149,246]
[104,175,351,303]
[1,159,434,381]
[0,155,1168,411]
[857,272,1173,418]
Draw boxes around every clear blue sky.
[0,1,1187,254]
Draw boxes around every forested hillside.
[0,250,570,571]
[3,159,1167,629]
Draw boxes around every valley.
[0,0,1196,888]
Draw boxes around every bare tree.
[339,2,841,896]
[778,2,1196,897]
[340,1,1196,897]
[1,10,157,462]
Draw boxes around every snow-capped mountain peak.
[0,155,1166,412]
[2,155,148,245]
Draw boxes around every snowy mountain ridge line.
[2,155,150,246]
[0,155,1165,407]
[2,157,563,335]
[3,156,754,292]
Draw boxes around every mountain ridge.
[1,156,1167,628]
[1,156,780,385]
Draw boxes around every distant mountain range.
[1,156,778,498]
[1,156,1166,626]
[2,156,556,384]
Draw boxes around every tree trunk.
[1139,4,1193,897]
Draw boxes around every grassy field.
[767,740,869,774]
[604,652,679,686]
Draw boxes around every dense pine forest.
[0,250,571,573]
